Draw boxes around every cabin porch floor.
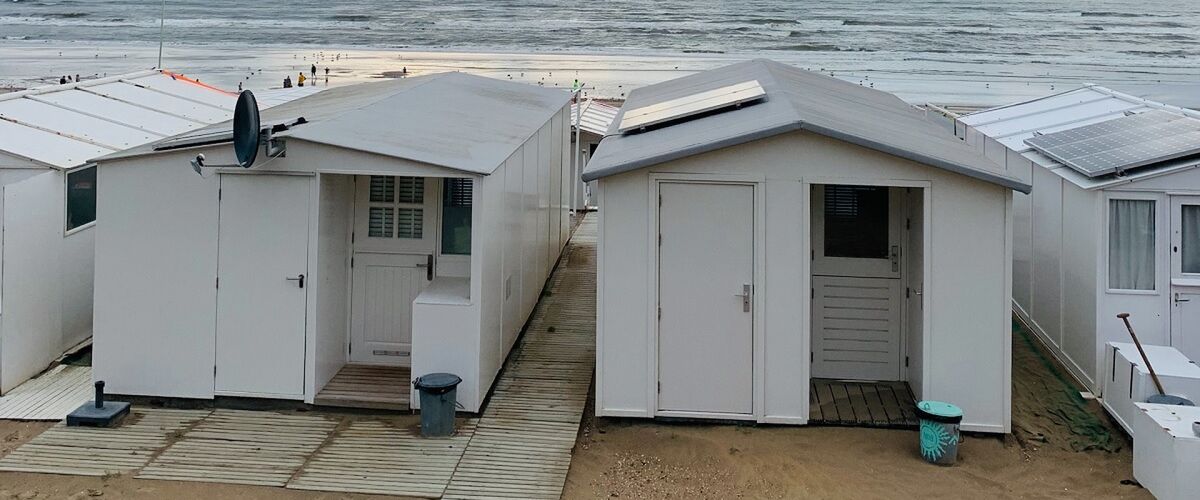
[313,364,411,410]
[809,378,919,428]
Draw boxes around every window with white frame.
[441,178,472,255]
[66,166,96,231]
[1108,198,1155,291]
[366,175,423,239]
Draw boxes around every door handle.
[1176,293,1190,304]
[414,254,434,281]
[286,274,305,289]
[734,284,752,312]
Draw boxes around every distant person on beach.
[75,74,80,83]
[324,67,330,84]
[298,72,307,87]
[59,76,67,84]
[283,75,292,88]
[311,64,316,79]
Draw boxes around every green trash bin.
[916,400,962,465]
[413,373,462,437]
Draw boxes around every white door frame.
[647,172,766,421]
[799,178,932,418]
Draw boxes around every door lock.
[890,245,900,272]
[734,284,752,312]
[286,274,305,289]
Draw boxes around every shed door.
[657,181,754,415]
[349,176,437,365]
[215,174,310,397]
[1170,195,1200,361]
[811,185,905,381]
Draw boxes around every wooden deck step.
[809,378,918,428]
[314,365,411,411]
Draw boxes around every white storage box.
[1132,403,1200,500]
[1102,342,1200,434]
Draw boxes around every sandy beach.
[2,40,1199,108]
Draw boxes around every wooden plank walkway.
[0,365,93,421]
[0,408,209,476]
[444,214,596,500]
[314,364,411,411]
[136,409,339,487]
[287,418,477,498]
[809,379,918,428]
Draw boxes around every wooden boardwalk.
[0,365,93,421]
[136,409,339,487]
[443,215,596,500]
[809,379,918,428]
[314,364,411,410]
[0,408,209,476]
[288,418,477,497]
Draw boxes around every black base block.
[66,401,131,427]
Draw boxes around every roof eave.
[802,122,1032,194]
[584,121,1032,194]
[582,122,803,182]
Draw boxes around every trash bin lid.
[414,373,462,394]
[915,400,963,424]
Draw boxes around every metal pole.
[157,0,165,69]
[573,91,583,212]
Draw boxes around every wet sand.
[3,41,1198,107]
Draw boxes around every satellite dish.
[232,90,260,168]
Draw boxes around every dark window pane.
[66,166,97,231]
[824,185,888,259]
[441,178,472,255]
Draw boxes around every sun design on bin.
[920,420,956,461]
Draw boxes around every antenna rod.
[157,0,165,69]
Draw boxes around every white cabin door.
[350,176,437,365]
[657,181,754,416]
[215,174,310,397]
[1169,195,1200,361]
[811,185,905,381]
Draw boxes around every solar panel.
[1025,110,1200,178]
[618,80,765,134]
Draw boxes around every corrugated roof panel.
[29,90,202,134]
[85,82,230,123]
[572,100,620,136]
[0,98,159,149]
[125,74,236,110]
[0,118,114,168]
[974,98,1145,145]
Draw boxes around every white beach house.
[91,72,573,412]
[584,59,1029,433]
[0,70,270,394]
[957,85,1200,392]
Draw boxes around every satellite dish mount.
[191,90,285,175]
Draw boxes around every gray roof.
[957,85,1200,191]
[582,59,1030,193]
[100,72,572,175]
